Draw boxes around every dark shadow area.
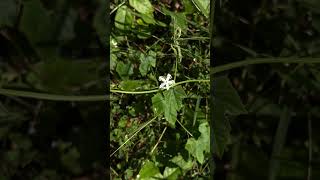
[211,0,320,179]
[0,0,108,179]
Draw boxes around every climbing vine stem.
[0,57,320,101]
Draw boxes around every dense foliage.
[110,0,211,179]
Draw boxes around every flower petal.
[159,76,166,82]
[166,74,172,80]
[159,83,166,89]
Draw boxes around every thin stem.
[177,119,193,137]
[211,57,320,75]
[110,116,158,157]
[1,57,320,101]
[110,1,126,15]
[111,88,159,94]
[150,126,167,154]
[0,88,109,101]
[110,167,119,177]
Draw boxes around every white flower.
[159,73,175,90]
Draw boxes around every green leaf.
[138,161,163,179]
[163,86,186,127]
[185,122,210,164]
[152,93,165,116]
[151,86,186,126]
[192,0,210,18]
[129,0,154,15]
[139,51,156,76]
[139,13,156,24]
[119,80,145,90]
[0,0,18,28]
[215,76,247,115]
[116,61,134,80]
[170,155,193,171]
[163,167,181,180]
[182,0,195,14]
[198,122,210,153]
[115,5,134,30]
[162,8,187,31]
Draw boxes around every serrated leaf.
[163,86,186,127]
[215,76,247,115]
[138,161,163,179]
[185,122,210,164]
[115,5,134,30]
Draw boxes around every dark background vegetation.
[0,0,107,179]
[213,0,320,179]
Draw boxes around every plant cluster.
[110,0,211,179]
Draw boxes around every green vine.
[1,57,320,101]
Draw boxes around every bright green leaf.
[129,0,154,14]
[170,155,193,171]
[115,5,134,30]
[163,167,181,180]
[185,122,210,164]
[192,0,210,18]
[138,161,163,179]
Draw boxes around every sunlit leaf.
[138,161,163,179]
[115,5,134,30]
[185,122,210,164]
[129,0,154,14]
